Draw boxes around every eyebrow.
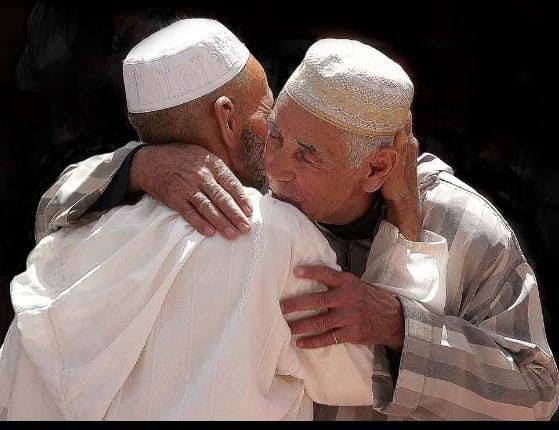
[295,139,320,155]
[268,118,320,156]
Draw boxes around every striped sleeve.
[34,141,143,243]
[383,272,558,420]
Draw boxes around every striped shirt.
[33,143,558,420]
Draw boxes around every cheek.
[263,143,281,177]
[249,116,269,143]
[299,168,347,207]
[291,176,332,220]
[297,173,327,204]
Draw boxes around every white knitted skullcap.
[123,18,250,113]
[283,39,414,136]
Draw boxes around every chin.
[238,169,266,190]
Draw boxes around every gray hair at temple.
[344,132,395,168]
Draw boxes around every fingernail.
[204,227,215,236]
[238,222,251,234]
[242,205,253,216]
[224,227,238,240]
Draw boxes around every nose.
[264,141,296,183]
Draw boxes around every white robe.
[0,189,447,420]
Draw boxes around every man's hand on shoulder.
[129,143,253,240]
[280,266,405,352]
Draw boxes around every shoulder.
[59,194,181,243]
[253,190,336,266]
[419,154,524,261]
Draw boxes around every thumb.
[405,113,412,134]
[393,128,408,154]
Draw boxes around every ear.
[214,96,242,149]
[362,148,397,193]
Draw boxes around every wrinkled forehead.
[270,92,350,155]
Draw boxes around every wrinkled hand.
[130,143,252,239]
[280,266,405,351]
[381,114,421,241]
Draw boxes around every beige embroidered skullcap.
[123,18,250,113]
[283,39,414,137]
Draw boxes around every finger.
[210,157,253,218]
[280,290,344,314]
[178,202,216,237]
[296,328,348,349]
[392,128,408,155]
[189,191,240,240]
[405,111,413,135]
[288,311,345,336]
[200,176,251,234]
[406,111,416,156]
[403,133,419,173]
[409,134,419,158]
[293,265,353,288]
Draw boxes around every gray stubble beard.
[239,126,267,190]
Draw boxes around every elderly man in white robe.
[0,19,449,420]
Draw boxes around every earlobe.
[362,148,397,193]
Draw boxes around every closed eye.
[295,141,321,164]
[293,149,320,168]
[267,133,283,149]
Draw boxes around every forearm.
[89,143,149,211]
[376,296,558,420]
[34,141,143,242]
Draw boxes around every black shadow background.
[0,0,555,416]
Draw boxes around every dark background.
[0,0,556,411]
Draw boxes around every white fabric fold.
[11,199,206,419]
[2,190,449,420]
[362,220,448,315]
[4,191,376,420]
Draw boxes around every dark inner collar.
[318,198,385,241]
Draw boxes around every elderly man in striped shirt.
[29,30,558,421]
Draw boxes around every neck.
[176,127,232,168]
[204,139,231,167]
